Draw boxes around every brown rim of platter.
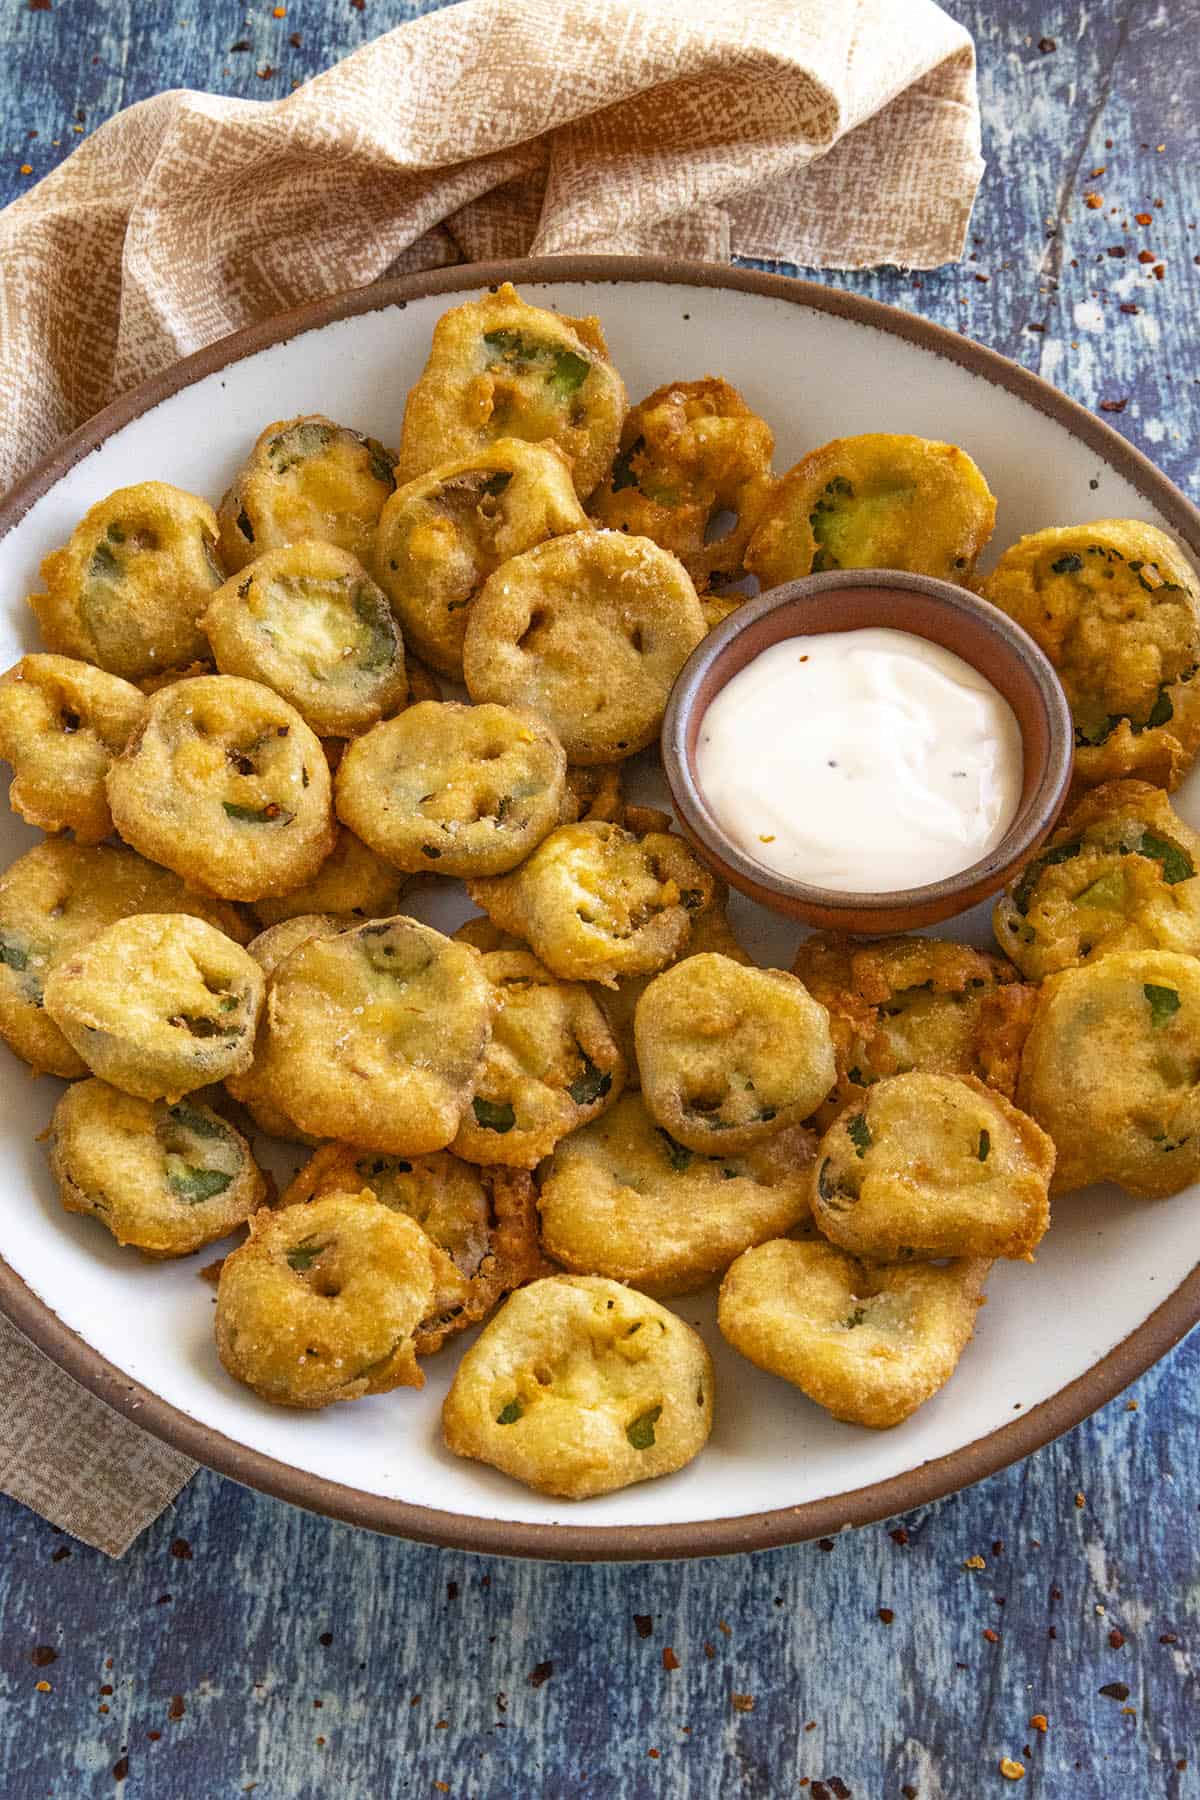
[0,255,1197,1563]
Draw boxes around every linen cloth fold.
[0,0,982,1553]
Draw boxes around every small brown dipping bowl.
[662,568,1074,934]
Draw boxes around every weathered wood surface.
[0,2,1197,1795]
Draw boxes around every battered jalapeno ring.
[442,1275,714,1500]
[256,915,495,1153]
[979,519,1200,791]
[995,780,1200,980]
[466,821,715,988]
[106,675,336,902]
[43,913,264,1101]
[1016,948,1200,1198]
[250,827,407,930]
[374,439,588,679]
[792,933,1037,1131]
[451,949,624,1167]
[217,416,398,575]
[396,283,626,502]
[202,541,407,737]
[215,1191,467,1408]
[560,762,624,825]
[49,1080,266,1258]
[224,913,344,1142]
[634,953,835,1152]
[718,1240,990,1429]
[281,1143,548,1354]
[590,378,775,587]
[811,1072,1054,1263]
[538,1091,816,1295]
[335,701,566,878]
[0,654,147,842]
[462,531,706,763]
[29,482,225,683]
[745,434,996,587]
[0,840,248,1079]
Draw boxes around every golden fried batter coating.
[792,932,1037,1131]
[466,821,714,988]
[0,654,147,842]
[396,284,626,502]
[217,416,397,574]
[0,840,247,1078]
[250,827,407,930]
[29,483,226,684]
[107,675,336,902]
[589,377,775,587]
[442,1275,713,1499]
[979,519,1200,791]
[812,1072,1054,1262]
[44,913,264,1102]
[224,913,344,1141]
[215,1191,466,1407]
[635,953,835,1152]
[49,1080,266,1258]
[462,531,706,763]
[1016,948,1200,1198]
[560,762,624,825]
[745,434,995,588]
[374,438,587,679]
[280,1143,549,1354]
[335,701,566,877]
[538,1091,816,1295]
[451,949,624,1167]
[995,780,1200,980]
[255,915,495,1153]
[202,541,407,737]
[718,1239,990,1428]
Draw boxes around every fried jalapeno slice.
[996,779,1200,979]
[374,439,587,679]
[106,675,336,901]
[745,434,996,588]
[792,932,1037,1131]
[259,916,494,1153]
[396,283,626,502]
[49,1080,266,1258]
[451,950,624,1167]
[224,913,344,1141]
[0,654,147,842]
[811,1072,1054,1262]
[462,531,706,763]
[44,913,264,1101]
[335,701,566,877]
[590,377,775,587]
[634,953,835,1152]
[442,1275,713,1499]
[250,827,407,929]
[1016,948,1200,1198]
[203,542,406,737]
[29,482,224,683]
[538,1091,816,1295]
[0,840,247,1079]
[979,519,1200,791]
[215,1191,467,1408]
[281,1143,548,1354]
[718,1239,990,1429]
[217,415,397,575]
[467,821,714,988]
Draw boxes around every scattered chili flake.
[889,1527,909,1546]
[147,1731,161,1743]
[1134,212,1153,226]
[963,1555,986,1571]
[1137,249,1157,264]
[1109,1629,1125,1649]
[289,32,303,47]
[1126,1400,1138,1410]
[30,1646,58,1667]
[1084,193,1103,210]
[1099,1682,1130,1701]
[170,1538,193,1560]
[634,1615,653,1639]
[1029,1714,1048,1733]
[318,1632,333,1647]
[828,1782,852,1800]
[273,4,286,13]
[982,1628,1000,1643]
[1159,1633,1178,1644]
[447,1582,459,1601]
[168,1696,186,1721]
[1153,264,1166,280]
[731,1693,755,1713]
[703,1642,716,1659]
[113,1760,130,1783]
[1048,1627,1057,1640]
[1100,399,1127,413]
[1120,303,1140,314]
[999,1759,1025,1781]
[878,1608,894,1625]
[19,163,33,176]
[29,0,52,10]
[98,1703,109,1714]
[257,65,276,79]
[100,1685,113,1697]
[975,273,989,284]
[34,1680,51,1693]
[51,1547,70,1562]
[350,0,366,9]
[527,1661,553,1688]
[718,1620,731,1635]
[817,1539,834,1552]
[805,1721,817,1732]
[663,1647,680,1671]
[1037,36,1056,52]
[902,1789,919,1799]
[230,38,251,50]
[1026,322,1046,333]
[1106,246,1126,258]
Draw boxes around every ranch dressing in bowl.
[694,626,1024,894]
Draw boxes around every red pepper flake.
[1084,193,1103,210]
[1048,1627,1057,1640]
[982,1628,1000,1643]
[1030,1714,1048,1732]
[1099,1682,1130,1701]
[703,1642,716,1659]
[100,1684,114,1697]
[30,1646,58,1667]
[1135,211,1153,226]
[828,1782,852,1800]
[1100,399,1128,413]
[902,1789,919,1799]
[1090,166,1106,177]
[19,163,33,176]
[963,1555,986,1571]
[350,0,366,8]
[29,0,52,10]
[889,1528,909,1546]
[1120,303,1140,314]
[999,1759,1025,1782]
[1159,1633,1178,1644]
[974,273,989,284]
[168,1695,186,1720]
[51,1546,71,1562]
[289,32,303,47]
[446,1581,459,1601]
[318,1632,333,1647]
[230,39,252,51]
[257,65,276,79]
[273,4,287,13]
[731,1693,755,1713]
[805,1721,817,1732]
[878,1608,894,1625]
[1153,264,1166,280]
[662,1647,680,1671]
[169,1538,193,1560]
[817,1538,835,1552]
[1026,322,1046,333]
[34,1680,51,1693]
[1109,1629,1126,1649]
[1037,36,1056,52]
[634,1615,653,1639]
[527,1661,553,1688]
[147,1731,161,1743]
[1106,246,1126,257]
[1137,249,1157,264]
[113,1760,130,1783]
[718,1620,731,1635]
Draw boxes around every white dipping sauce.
[695,627,1023,893]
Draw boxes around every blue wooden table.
[0,4,1197,1795]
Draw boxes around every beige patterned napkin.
[0,0,981,1552]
